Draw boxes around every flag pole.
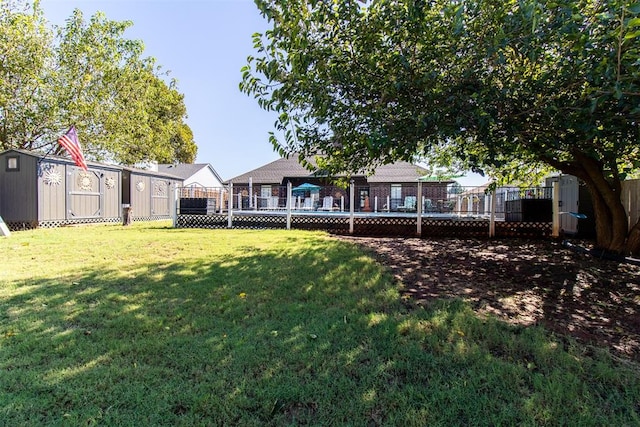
[36,125,74,165]
[36,140,58,166]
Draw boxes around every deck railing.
[174,183,558,238]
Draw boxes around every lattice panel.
[495,221,551,238]
[421,219,490,238]
[133,215,172,222]
[175,213,552,239]
[353,217,417,237]
[176,214,228,229]
[5,221,39,231]
[292,215,349,232]
[6,217,124,231]
[232,215,287,230]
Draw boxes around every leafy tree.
[241,0,640,255]
[0,0,197,164]
[170,123,198,163]
[0,0,54,147]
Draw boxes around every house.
[157,163,224,194]
[157,163,226,213]
[0,149,181,230]
[226,156,454,212]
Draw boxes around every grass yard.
[1,222,639,426]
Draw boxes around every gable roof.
[157,163,223,183]
[227,157,318,184]
[1,149,185,180]
[366,162,429,183]
[227,156,432,185]
[1,148,120,171]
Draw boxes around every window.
[391,184,402,200]
[6,156,19,171]
[390,184,402,210]
[260,185,274,209]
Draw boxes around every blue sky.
[41,0,486,185]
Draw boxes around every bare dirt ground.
[338,236,640,362]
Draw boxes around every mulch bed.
[337,236,640,362]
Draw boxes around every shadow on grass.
[1,231,639,426]
[352,237,640,361]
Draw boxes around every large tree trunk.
[626,220,640,256]
[584,180,628,254]
[564,153,629,255]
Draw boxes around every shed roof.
[1,148,122,171]
[1,149,182,180]
[121,166,181,180]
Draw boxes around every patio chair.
[320,196,335,211]
[397,196,417,212]
[267,196,279,210]
[303,197,314,210]
[423,198,435,212]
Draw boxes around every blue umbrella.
[292,183,321,194]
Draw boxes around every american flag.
[57,126,88,171]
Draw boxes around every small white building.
[158,163,224,192]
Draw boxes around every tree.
[0,1,197,164]
[241,0,640,255]
[0,0,54,147]
[170,123,198,163]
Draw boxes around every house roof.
[366,162,429,183]
[227,157,319,184]
[157,163,223,183]
[227,156,433,185]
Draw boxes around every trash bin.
[122,204,133,226]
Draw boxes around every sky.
[40,0,486,186]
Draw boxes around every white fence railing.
[175,182,566,237]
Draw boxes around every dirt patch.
[338,236,640,362]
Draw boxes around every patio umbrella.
[292,183,321,194]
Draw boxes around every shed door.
[151,179,170,216]
[559,175,579,234]
[67,169,102,219]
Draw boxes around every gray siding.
[103,169,121,218]
[127,172,178,218]
[130,173,152,218]
[67,167,102,219]
[0,152,38,222]
[151,178,171,216]
[37,161,67,221]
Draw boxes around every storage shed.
[0,149,122,230]
[122,167,181,221]
[0,149,181,230]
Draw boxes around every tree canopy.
[241,0,640,254]
[0,0,197,164]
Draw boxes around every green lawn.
[1,222,638,426]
